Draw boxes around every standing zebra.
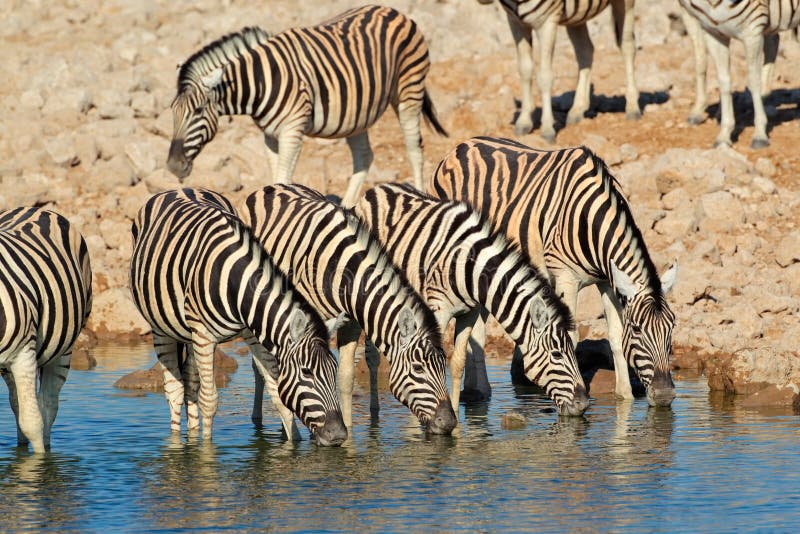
[167,5,448,208]
[679,0,798,147]
[481,0,639,141]
[430,137,678,407]
[354,183,589,415]
[240,184,457,435]
[129,188,347,445]
[1,208,92,452]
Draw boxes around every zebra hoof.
[751,138,770,149]
[687,115,705,126]
[566,112,584,126]
[625,110,642,121]
[513,122,533,136]
[713,139,732,149]
[540,130,556,144]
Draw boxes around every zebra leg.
[262,364,302,441]
[189,327,218,440]
[703,32,735,147]
[565,24,594,125]
[3,369,27,446]
[274,130,305,184]
[613,0,641,119]
[462,308,492,402]
[681,7,708,125]
[451,307,481,408]
[396,103,425,193]
[250,358,265,427]
[505,11,535,136]
[342,131,374,208]
[155,334,184,432]
[337,321,362,430]
[38,352,71,449]
[264,133,279,183]
[599,282,634,400]
[365,338,381,421]
[761,33,779,99]
[535,19,559,142]
[9,344,45,452]
[743,33,769,148]
[182,344,200,432]
[247,333,300,439]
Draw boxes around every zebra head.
[390,307,457,434]
[523,295,589,416]
[276,310,347,446]
[612,261,678,407]
[167,68,224,180]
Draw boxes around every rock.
[85,287,152,337]
[88,155,136,193]
[619,143,638,162]
[751,176,777,195]
[500,412,527,430]
[125,139,160,179]
[698,191,745,234]
[754,157,777,178]
[99,218,131,251]
[586,368,616,396]
[739,384,799,408]
[114,349,238,391]
[44,134,79,167]
[70,350,97,371]
[583,134,622,166]
[775,233,800,267]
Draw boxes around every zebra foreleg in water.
[167,5,447,207]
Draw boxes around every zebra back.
[499,0,612,26]
[0,207,91,366]
[680,0,799,36]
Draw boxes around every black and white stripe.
[486,0,639,141]
[0,208,92,452]
[167,5,447,207]
[129,187,347,445]
[430,137,678,407]
[355,183,588,416]
[679,0,799,147]
[240,184,457,434]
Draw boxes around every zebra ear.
[200,67,223,91]
[660,261,678,295]
[610,261,638,301]
[530,295,551,330]
[289,309,309,343]
[324,312,347,337]
[398,306,418,345]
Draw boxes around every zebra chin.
[310,410,348,446]
[557,386,589,417]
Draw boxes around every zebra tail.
[422,90,449,137]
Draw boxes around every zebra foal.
[430,137,678,407]
[354,183,589,416]
[1,208,92,452]
[481,0,639,142]
[167,5,447,208]
[240,184,457,435]
[129,188,347,445]
[679,0,799,147]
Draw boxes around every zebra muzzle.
[312,410,348,446]
[647,371,676,407]
[558,385,589,417]
[426,398,457,434]
[167,140,192,179]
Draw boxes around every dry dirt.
[1,0,799,394]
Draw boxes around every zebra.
[678,0,799,147]
[239,184,457,435]
[480,0,639,142]
[0,207,92,452]
[430,137,678,407]
[353,183,589,416]
[166,5,448,208]
[129,187,347,445]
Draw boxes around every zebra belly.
[560,0,611,26]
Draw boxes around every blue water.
[1,342,799,532]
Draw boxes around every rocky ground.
[1,0,798,406]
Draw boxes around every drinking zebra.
[430,137,678,407]
[240,184,457,435]
[354,183,589,416]
[679,0,798,147]
[129,187,347,445]
[1,208,92,452]
[481,0,639,141]
[167,5,447,208]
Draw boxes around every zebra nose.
[315,411,348,446]
[647,371,676,407]
[428,398,457,434]
[167,140,191,179]
[559,385,589,416]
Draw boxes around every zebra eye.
[412,363,425,374]
[301,367,314,380]
[550,351,563,361]
[630,324,642,336]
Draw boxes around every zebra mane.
[340,206,443,347]
[590,151,668,311]
[377,182,575,331]
[177,26,271,90]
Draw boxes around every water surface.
[1,342,799,532]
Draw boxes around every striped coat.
[430,137,677,406]
[167,5,447,207]
[1,208,91,452]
